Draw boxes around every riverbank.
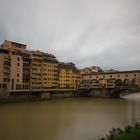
[0,91,78,104]
[114,127,140,140]
[0,89,140,104]
[0,97,51,104]
[100,123,140,140]
[0,92,81,104]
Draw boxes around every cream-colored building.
[81,71,140,89]
[80,66,103,74]
[0,40,30,98]
[0,48,11,98]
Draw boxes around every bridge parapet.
[115,85,139,90]
[109,85,139,98]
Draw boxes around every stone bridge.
[109,85,139,98]
[78,85,139,98]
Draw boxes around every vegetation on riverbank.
[100,122,140,140]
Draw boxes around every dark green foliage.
[124,125,131,133]
[100,138,105,140]
[93,123,140,140]
[134,122,140,129]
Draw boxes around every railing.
[115,85,139,89]
[79,83,139,90]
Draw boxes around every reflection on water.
[122,92,140,101]
[0,96,140,140]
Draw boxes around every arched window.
[132,78,136,85]
[91,79,99,83]
[123,79,130,86]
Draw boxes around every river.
[0,93,140,140]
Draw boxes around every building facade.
[30,50,58,91]
[0,40,31,97]
[0,40,79,98]
[81,71,140,89]
[0,40,140,99]
[79,66,103,74]
[58,62,80,89]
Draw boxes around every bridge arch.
[109,88,129,98]
[123,79,131,86]
[91,79,99,83]
[132,78,137,85]
[115,79,123,87]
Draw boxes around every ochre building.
[58,62,80,89]
[30,50,58,91]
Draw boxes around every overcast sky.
[0,0,140,70]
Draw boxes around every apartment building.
[58,62,80,89]
[0,48,10,98]
[80,66,103,74]
[0,40,60,98]
[30,50,58,91]
[0,40,31,97]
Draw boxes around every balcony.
[3,61,11,66]
[3,71,10,78]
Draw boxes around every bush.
[134,122,140,128]
[125,125,131,133]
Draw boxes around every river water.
[0,93,140,140]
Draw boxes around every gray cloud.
[0,0,140,70]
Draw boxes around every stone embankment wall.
[0,89,9,99]
[1,89,139,104]
[88,89,110,98]
[51,91,77,98]
[0,91,79,104]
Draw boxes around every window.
[12,79,14,90]
[2,84,7,89]
[17,74,19,77]
[17,63,20,66]
[17,58,20,61]
[126,74,128,77]
[118,75,120,77]
[16,84,18,90]
[17,79,19,83]
[110,75,112,78]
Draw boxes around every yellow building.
[30,50,58,91]
[58,62,80,90]
[42,53,58,89]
